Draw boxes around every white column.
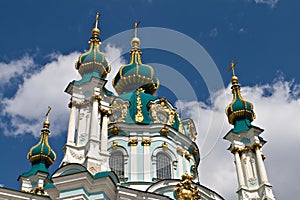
[240,152,247,181]
[90,96,100,140]
[143,143,151,182]
[67,102,76,144]
[233,149,246,187]
[177,155,183,179]
[130,143,137,181]
[254,145,269,184]
[100,114,108,152]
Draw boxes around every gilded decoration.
[112,141,118,148]
[162,142,168,150]
[149,98,183,130]
[185,152,192,161]
[187,120,197,141]
[135,89,144,123]
[110,125,120,135]
[110,100,129,123]
[175,173,201,200]
[128,138,138,146]
[160,126,169,136]
[142,138,151,146]
[193,147,199,155]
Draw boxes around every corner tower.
[61,14,114,174]
[19,107,56,195]
[224,62,275,200]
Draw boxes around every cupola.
[27,107,56,168]
[225,62,255,132]
[75,13,111,79]
[112,21,159,95]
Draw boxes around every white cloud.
[0,56,34,85]
[177,79,300,199]
[103,43,126,93]
[2,53,80,137]
[1,44,124,137]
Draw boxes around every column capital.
[231,147,243,154]
[92,94,102,101]
[141,138,151,146]
[128,138,138,146]
[252,142,262,150]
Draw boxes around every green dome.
[226,76,255,127]
[27,120,56,168]
[112,37,159,95]
[75,27,111,79]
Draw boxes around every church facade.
[0,15,275,200]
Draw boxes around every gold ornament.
[175,173,201,200]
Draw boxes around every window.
[156,152,171,179]
[109,151,124,177]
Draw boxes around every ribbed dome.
[226,75,255,126]
[112,37,159,95]
[75,26,111,79]
[27,120,56,168]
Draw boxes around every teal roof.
[75,28,111,79]
[21,162,49,178]
[113,47,159,95]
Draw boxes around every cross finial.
[133,21,141,38]
[45,106,51,121]
[228,61,238,77]
[94,13,101,29]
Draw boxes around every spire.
[75,13,111,79]
[225,61,255,133]
[27,106,56,168]
[112,21,159,95]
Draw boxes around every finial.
[131,21,141,49]
[45,106,51,121]
[92,13,101,37]
[228,61,239,85]
[94,13,101,29]
[44,106,51,129]
[133,21,141,38]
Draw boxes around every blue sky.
[0,0,299,199]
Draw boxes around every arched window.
[156,152,171,179]
[109,151,124,177]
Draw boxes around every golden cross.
[228,61,238,77]
[94,13,101,29]
[45,106,51,120]
[133,21,141,38]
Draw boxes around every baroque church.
[0,15,276,200]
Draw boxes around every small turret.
[19,106,56,195]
